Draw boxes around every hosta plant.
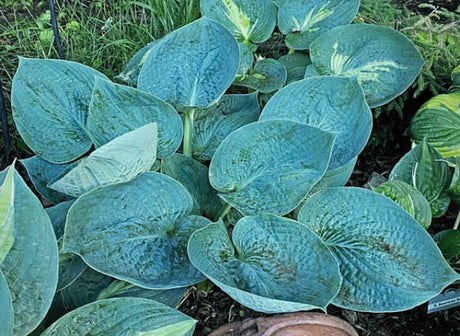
[2,1,460,335]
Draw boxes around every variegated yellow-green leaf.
[275,0,360,50]
[306,24,424,108]
[0,163,15,265]
[201,0,276,43]
[49,123,158,198]
[41,298,196,336]
[409,92,460,158]
[373,180,432,229]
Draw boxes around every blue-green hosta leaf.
[162,154,222,219]
[97,280,187,308]
[201,0,276,43]
[58,251,87,292]
[11,58,108,163]
[275,0,360,50]
[0,270,13,336]
[235,58,287,93]
[87,78,182,158]
[188,216,341,313]
[0,168,58,336]
[237,42,254,76]
[260,76,371,169]
[389,140,451,217]
[115,41,158,85]
[21,156,74,204]
[306,24,424,108]
[46,200,75,239]
[63,172,208,289]
[193,92,260,161]
[42,297,196,336]
[61,267,112,311]
[138,18,239,108]
[434,230,460,263]
[278,52,311,84]
[209,120,334,216]
[409,93,460,158]
[0,164,15,265]
[298,187,460,312]
[373,180,432,229]
[50,123,158,198]
[448,156,460,204]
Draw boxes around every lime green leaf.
[138,18,239,108]
[201,0,276,43]
[275,0,360,50]
[87,78,182,158]
[235,58,287,93]
[373,180,432,229]
[209,120,334,216]
[409,93,460,158]
[41,298,196,336]
[298,187,460,312]
[11,58,108,163]
[50,123,158,197]
[63,172,208,289]
[0,167,59,336]
[0,163,15,265]
[188,216,341,313]
[307,24,424,108]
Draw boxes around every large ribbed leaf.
[373,180,432,229]
[188,216,341,313]
[260,76,372,169]
[11,58,108,163]
[42,298,196,336]
[298,187,460,312]
[50,123,158,198]
[138,18,239,108]
[21,156,74,204]
[235,58,287,93]
[209,120,334,216]
[0,270,13,336]
[63,172,208,288]
[201,0,276,43]
[97,280,187,308]
[161,154,222,219]
[275,0,360,50]
[115,41,158,85]
[87,78,182,158]
[193,92,260,161]
[0,167,58,336]
[409,93,460,158]
[0,164,14,264]
[389,140,451,217]
[306,24,424,108]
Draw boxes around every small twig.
[48,0,65,59]
[0,79,10,165]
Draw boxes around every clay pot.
[208,312,358,336]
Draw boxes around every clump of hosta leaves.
[2,1,459,335]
